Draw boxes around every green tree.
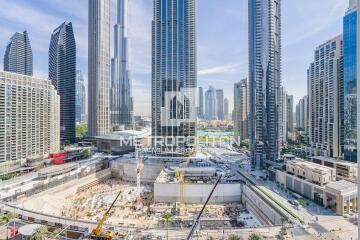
[228,235,241,240]
[0,213,16,240]
[30,226,49,240]
[76,124,88,138]
[163,212,173,240]
[248,232,262,240]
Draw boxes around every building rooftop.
[95,128,151,140]
[288,159,334,174]
[325,180,357,192]
[312,156,357,167]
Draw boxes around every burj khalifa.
[111,0,133,129]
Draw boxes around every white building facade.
[0,71,60,162]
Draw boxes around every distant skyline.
[0,0,348,116]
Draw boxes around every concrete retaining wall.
[154,183,241,204]
[241,185,282,225]
[111,161,163,183]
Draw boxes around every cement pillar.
[338,197,344,216]
[352,198,357,212]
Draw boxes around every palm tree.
[248,232,262,240]
[228,234,241,240]
[0,213,16,240]
[163,212,173,240]
[30,226,49,240]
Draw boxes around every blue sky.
[0,0,349,116]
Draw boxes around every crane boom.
[91,188,123,238]
[186,174,222,240]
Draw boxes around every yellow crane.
[91,189,123,240]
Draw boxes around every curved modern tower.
[88,0,111,137]
[151,0,197,150]
[248,0,282,167]
[4,31,33,76]
[111,0,133,129]
[49,22,76,145]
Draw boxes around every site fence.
[1,162,106,202]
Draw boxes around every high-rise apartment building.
[151,0,197,149]
[4,31,33,76]
[198,87,204,119]
[287,95,294,133]
[296,96,308,131]
[49,22,76,144]
[76,70,86,123]
[224,98,229,120]
[307,35,343,158]
[216,89,224,120]
[249,0,282,167]
[0,71,60,162]
[279,86,287,146]
[88,0,111,137]
[205,86,217,120]
[234,79,248,142]
[344,1,357,161]
[111,0,133,129]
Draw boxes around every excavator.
[90,189,124,240]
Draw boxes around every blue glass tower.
[49,22,76,145]
[151,0,197,150]
[248,0,282,167]
[343,5,357,162]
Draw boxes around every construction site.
[14,151,263,230]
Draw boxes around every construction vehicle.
[90,189,123,239]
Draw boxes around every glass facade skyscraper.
[111,0,133,129]
[205,86,217,120]
[49,22,76,145]
[4,31,33,76]
[216,89,224,120]
[248,0,282,167]
[88,0,111,137]
[344,5,357,162]
[151,0,197,150]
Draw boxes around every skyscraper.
[216,89,224,120]
[279,86,287,146]
[234,79,248,142]
[49,22,76,144]
[111,0,133,130]
[88,0,111,137]
[224,98,229,120]
[249,0,282,167]
[0,71,60,162]
[4,31,33,76]
[296,96,308,131]
[307,35,343,158]
[151,0,197,149]
[205,86,217,120]
[286,95,294,133]
[76,70,87,123]
[344,1,357,161]
[198,87,204,119]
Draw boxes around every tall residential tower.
[151,0,197,150]
[248,0,282,167]
[111,0,133,129]
[49,22,76,144]
[4,31,33,76]
[307,35,343,158]
[88,0,111,137]
[234,79,248,142]
[344,1,357,161]
[216,89,224,120]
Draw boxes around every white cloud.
[198,63,244,76]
